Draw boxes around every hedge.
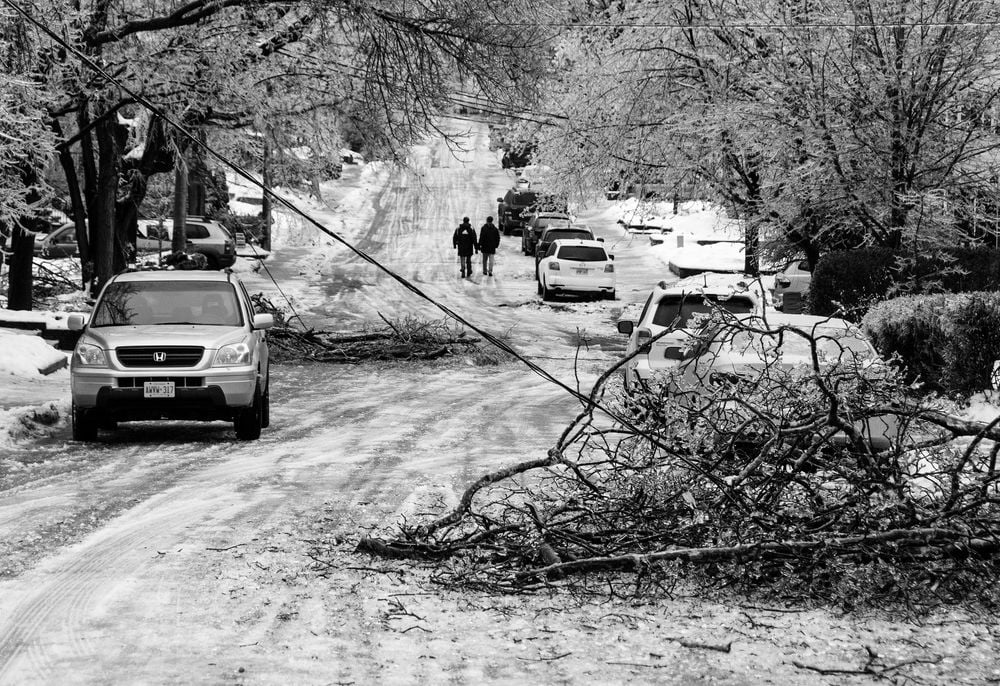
[862,291,1000,395]
[811,246,1000,321]
[809,248,895,321]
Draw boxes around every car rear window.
[91,281,242,327]
[544,229,591,242]
[512,192,538,207]
[556,246,608,262]
[535,216,571,229]
[186,224,210,239]
[651,294,756,328]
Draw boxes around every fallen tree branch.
[514,527,983,581]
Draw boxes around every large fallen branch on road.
[355,312,1000,609]
[252,295,482,362]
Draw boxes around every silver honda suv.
[68,270,273,441]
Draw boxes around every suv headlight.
[74,342,108,367]
[214,341,251,367]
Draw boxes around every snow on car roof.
[114,269,235,283]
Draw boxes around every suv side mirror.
[496,197,503,203]
[252,313,275,330]
[617,320,634,335]
[67,313,88,331]
[597,237,605,242]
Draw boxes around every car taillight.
[548,262,560,271]
[776,277,791,287]
[637,328,652,353]
[224,242,234,254]
[604,264,614,272]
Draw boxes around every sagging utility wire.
[5,0,662,443]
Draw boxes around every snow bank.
[0,331,69,377]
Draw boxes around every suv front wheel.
[72,403,98,442]
[234,384,264,440]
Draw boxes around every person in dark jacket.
[478,216,501,276]
[452,217,478,278]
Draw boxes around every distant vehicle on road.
[522,211,572,256]
[67,269,274,442]
[537,239,616,301]
[534,224,597,279]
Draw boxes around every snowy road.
[0,121,689,682]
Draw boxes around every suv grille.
[118,377,205,388]
[116,346,205,368]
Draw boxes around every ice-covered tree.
[5,0,548,292]
[526,0,1000,272]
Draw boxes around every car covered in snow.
[616,274,768,389]
[667,240,745,278]
[68,269,273,441]
[537,239,616,301]
[667,312,897,452]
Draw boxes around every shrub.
[863,291,1000,395]
[810,248,895,321]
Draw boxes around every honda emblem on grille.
[153,352,167,363]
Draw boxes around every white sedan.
[536,239,616,301]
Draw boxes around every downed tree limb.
[513,527,990,582]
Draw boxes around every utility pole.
[261,130,272,251]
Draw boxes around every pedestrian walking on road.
[479,216,500,276]
[452,217,478,278]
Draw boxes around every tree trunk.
[172,151,189,253]
[93,108,120,291]
[6,158,48,310]
[6,224,35,311]
[51,114,92,288]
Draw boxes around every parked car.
[616,274,768,389]
[522,211,573,256]
[666,312,897,451]
[496,189,539,236]
[534,224,597,278]
[67,269,273,441]
[772,258,813,312]
[228,192,265,216]
[667,241,745,278]
[537,239,616,301]
[136,217,237,269]
[35,222,79,259]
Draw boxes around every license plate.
[144,381,175,398]
[574,268,589,274]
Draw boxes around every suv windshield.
[652,294,755,328]
[91,281,243,327]
[557,246,607,262]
